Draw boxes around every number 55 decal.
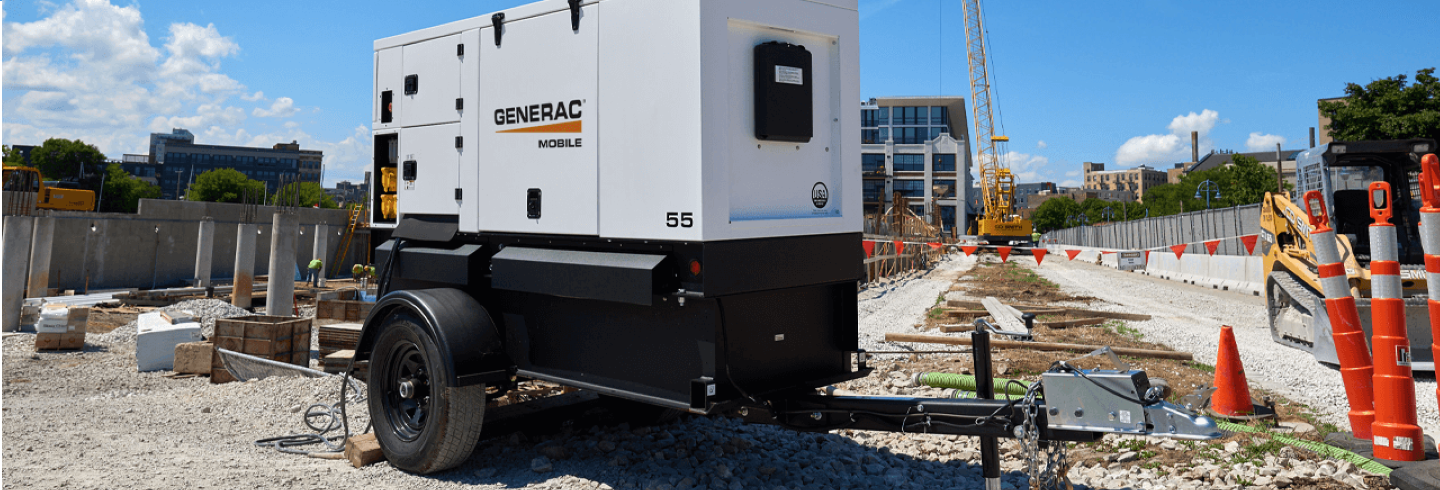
[666,212,694,228]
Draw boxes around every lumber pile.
[944,299,1152,321]
[981,297,1026,332]
[884,333,1192,361]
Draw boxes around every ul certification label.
[775,65,804,85]
[1397,346,1412,367]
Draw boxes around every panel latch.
[403,75,418,95]
[526,188,542,219]
[568,0,581,31]
[492,13,505,46]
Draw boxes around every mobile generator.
[357,0,1218,476]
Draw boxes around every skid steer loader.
[1261,139,1437,371]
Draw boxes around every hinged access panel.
[397,123,463,218]
[475,4,599,236]
[401,34,463,128]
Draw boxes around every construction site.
[4,0,1440,489]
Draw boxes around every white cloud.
[1064,170,1080,177]
[1059,179,1080,188]
[1036,140,1048,149]
[1003,151,1050,182]
[2,0,369,184]
[1115,109,1218,166]
[1245,132,1287,152]
[253,97,298,118]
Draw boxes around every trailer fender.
[354,288,512,387]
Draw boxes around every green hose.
[1215,420,1392,476]
[915,372,1033,398]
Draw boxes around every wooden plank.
[883,333,1193,361]
[1042,317,1109,329]
[944,299,1151,321]
[982,297,1026,332]
[344,433,385,468]
[942,309,990,318]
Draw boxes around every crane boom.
[961,0,1031,243]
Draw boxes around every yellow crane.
[961,0,1032,244]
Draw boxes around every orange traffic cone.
[1211,325,1254,416]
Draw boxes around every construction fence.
[1042,204,1261,256]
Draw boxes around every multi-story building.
[1082,162,1166,201]
[860,96,972,234]
[1024,187,1134,211]
[1184,149,1300,188]
[122,129,323,200]
[1013,182,1057,209]
[326,179,370,207]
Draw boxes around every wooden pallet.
[318,323,363,358]
[211,315,311,383]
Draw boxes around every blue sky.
[3,0,1436,187]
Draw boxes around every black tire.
[368,311,485,474]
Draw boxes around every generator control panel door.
[396,123,462,218]
[476,4,599,236]
[401,34,462,128]
[374,47,402,130]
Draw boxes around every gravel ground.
[1034,257,1440,439]
[858,254,978,352]
[1,258,1394,490]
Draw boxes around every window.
[933,154,956,172]
[893,154,924,172]
[862,154,886,173]
[879,127,890,142]
[863,180,885,201]
[893,179,926,198]
[861,109,877,128]
[934,179,957,198]
[931,106,949,126]
[941,206,956,230]
[877,107,889,126]
[862,129,880,144]
[910,205,928,216]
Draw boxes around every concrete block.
[173,341,214,375]
[136,312,204,372]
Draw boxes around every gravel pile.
[94,299,254,343]
[1036,258,1440,439]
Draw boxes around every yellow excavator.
[961,0,1033,245]
[1260,139,1436,371]
[2,165,96,212]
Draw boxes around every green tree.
[186,168,266,203]
[29,138,106,181]
[1319,68,1439,143]
[1031,196,1080,232]
[273,181,337,209]
[98,163,161,213]
[2,145,27,166]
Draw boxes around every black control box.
[753,41,812,143]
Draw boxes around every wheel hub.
[399,379,416,399]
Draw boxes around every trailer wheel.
[368,311,485,474]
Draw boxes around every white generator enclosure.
[371,0,860,242]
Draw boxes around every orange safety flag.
[894,241,905,254]
[998,246,1012,262]
[863,240,876,258]
[1065,249,1082,261]
[1031,248,1047,265]
[1240,234,1258,255]
[961,245,979,256]
[927,242,942,249]
[1170,244,1188,259]
[1204,239,1221,256]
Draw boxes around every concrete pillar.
[193,219,215,288]
[233,223,257,309]
[3,216,35,332]
[312,224,329,288]
[266,212,297,316]
[27,217,55,298]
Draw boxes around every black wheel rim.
[383,340,431,442]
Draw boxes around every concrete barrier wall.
[1053,244,1264,296]
[25,200,372,292]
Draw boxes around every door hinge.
[455,188,463,201]
[568,0,582,31]
[455,98,463,110]
[455,136,463,149]
[492,13,505,46]
[456,43,464,56]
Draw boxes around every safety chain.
[1018,382,1072,490]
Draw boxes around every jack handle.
[1369,181,1392,224]
[1302,190,1329,230]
